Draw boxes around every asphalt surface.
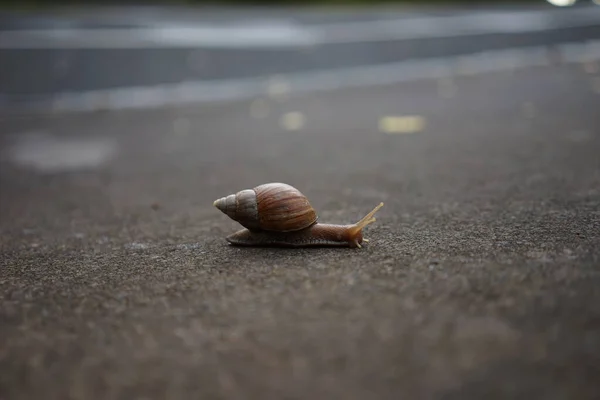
[1,5,600,400]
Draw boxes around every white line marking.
[0,6,599,49]
[4,40,599,114]
[0,25,317,49]
[314,8,600,44]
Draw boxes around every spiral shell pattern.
[213,183,317,232]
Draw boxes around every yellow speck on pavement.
[280,112,305,131]
[379,116,426,134]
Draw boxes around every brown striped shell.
[213,183,318,232]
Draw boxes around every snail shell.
[213,183,318,232]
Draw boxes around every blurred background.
[1,0,599,112]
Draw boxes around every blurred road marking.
[314,6,600,45]
[279,112,305,131]
[4,40,600,114]
[0,25,317,49]
[379,116,425,134]
[546,0,577,6]
[7,131,116,172]
[1,6,599,49]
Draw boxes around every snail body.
[213,183,383,248]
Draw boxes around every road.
[1,4,600,400]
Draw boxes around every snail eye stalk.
[348,202,384,241]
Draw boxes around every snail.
[213,182,383,248]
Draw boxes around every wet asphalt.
[1,5,600,400]
[2,4,600,98]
